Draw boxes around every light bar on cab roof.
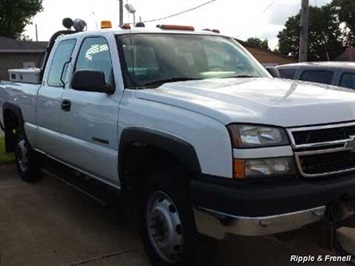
[203,28,220,33]
[120,23,131,29]
[157,24,195,31]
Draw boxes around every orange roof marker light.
[120,23,131,30]
[101,20,112,29]
[157,24,195,31]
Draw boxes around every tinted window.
[75,37,113,84]
[340,72,355,89]
[47,39,76,87]
[300,70,334,85]
[278,68,296,79]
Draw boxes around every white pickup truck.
[1,21,355,266]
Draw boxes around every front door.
[59,36,120,186]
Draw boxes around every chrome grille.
[288,122,355,177]
[298,150,355,175]
[292,125,355,145]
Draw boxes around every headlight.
[227,124,289,148]
[234,157,296,179]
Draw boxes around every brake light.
[157,24,194,31]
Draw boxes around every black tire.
[15,128,41,182]
[137,170,199,266]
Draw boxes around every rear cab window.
[339,72,355,89]
[278,68,296,79]
[300,70,334,85]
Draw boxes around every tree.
[0,0,43,39]
[245,37,270,51]
[277,5,344,60]
[331,0,355,46]
[277,14,300,56]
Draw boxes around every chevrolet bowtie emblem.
[345,135,355,151]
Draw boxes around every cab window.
[75,37,113,85]
[300,70,334,85]
[340,72,355,89]
[47,39,76,87]
[278,68,296,79]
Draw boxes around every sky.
[24,0,332,50]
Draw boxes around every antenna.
[91,11,98,29]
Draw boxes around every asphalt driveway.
[1,164,354,266]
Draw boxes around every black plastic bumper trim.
[190,173,355,217]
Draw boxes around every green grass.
[0,137,15,165]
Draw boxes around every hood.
[135,78,355,127]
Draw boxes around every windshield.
[116,33,270,88]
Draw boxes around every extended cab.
[1,21,355,265]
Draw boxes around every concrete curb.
[336,227,355,254]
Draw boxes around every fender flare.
[2,102,24,152]
[118,127,201,190]
[2,102,24,126]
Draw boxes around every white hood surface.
[136,78,355,128]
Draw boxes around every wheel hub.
[146,191,183,263]
[16,137,29,172]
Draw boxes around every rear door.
[36,38,77,157]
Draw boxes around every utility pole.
[35,24,38,42]
[299,0,309,62]
[119,0,123,25]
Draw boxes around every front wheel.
[138,171,198,266]
[15,129,41,182]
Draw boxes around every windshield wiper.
[142,77,201,87]
[221,75,258,79]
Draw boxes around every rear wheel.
[15,128,41,182]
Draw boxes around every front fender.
[118,127,201,189]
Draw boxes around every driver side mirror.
[71,70,115,94]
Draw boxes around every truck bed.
[0,81,41,131]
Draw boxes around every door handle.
[61,99,71,112]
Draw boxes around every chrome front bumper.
[193,206,327,239]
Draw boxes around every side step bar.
[41,160,121,208]
[42,168,109,206]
